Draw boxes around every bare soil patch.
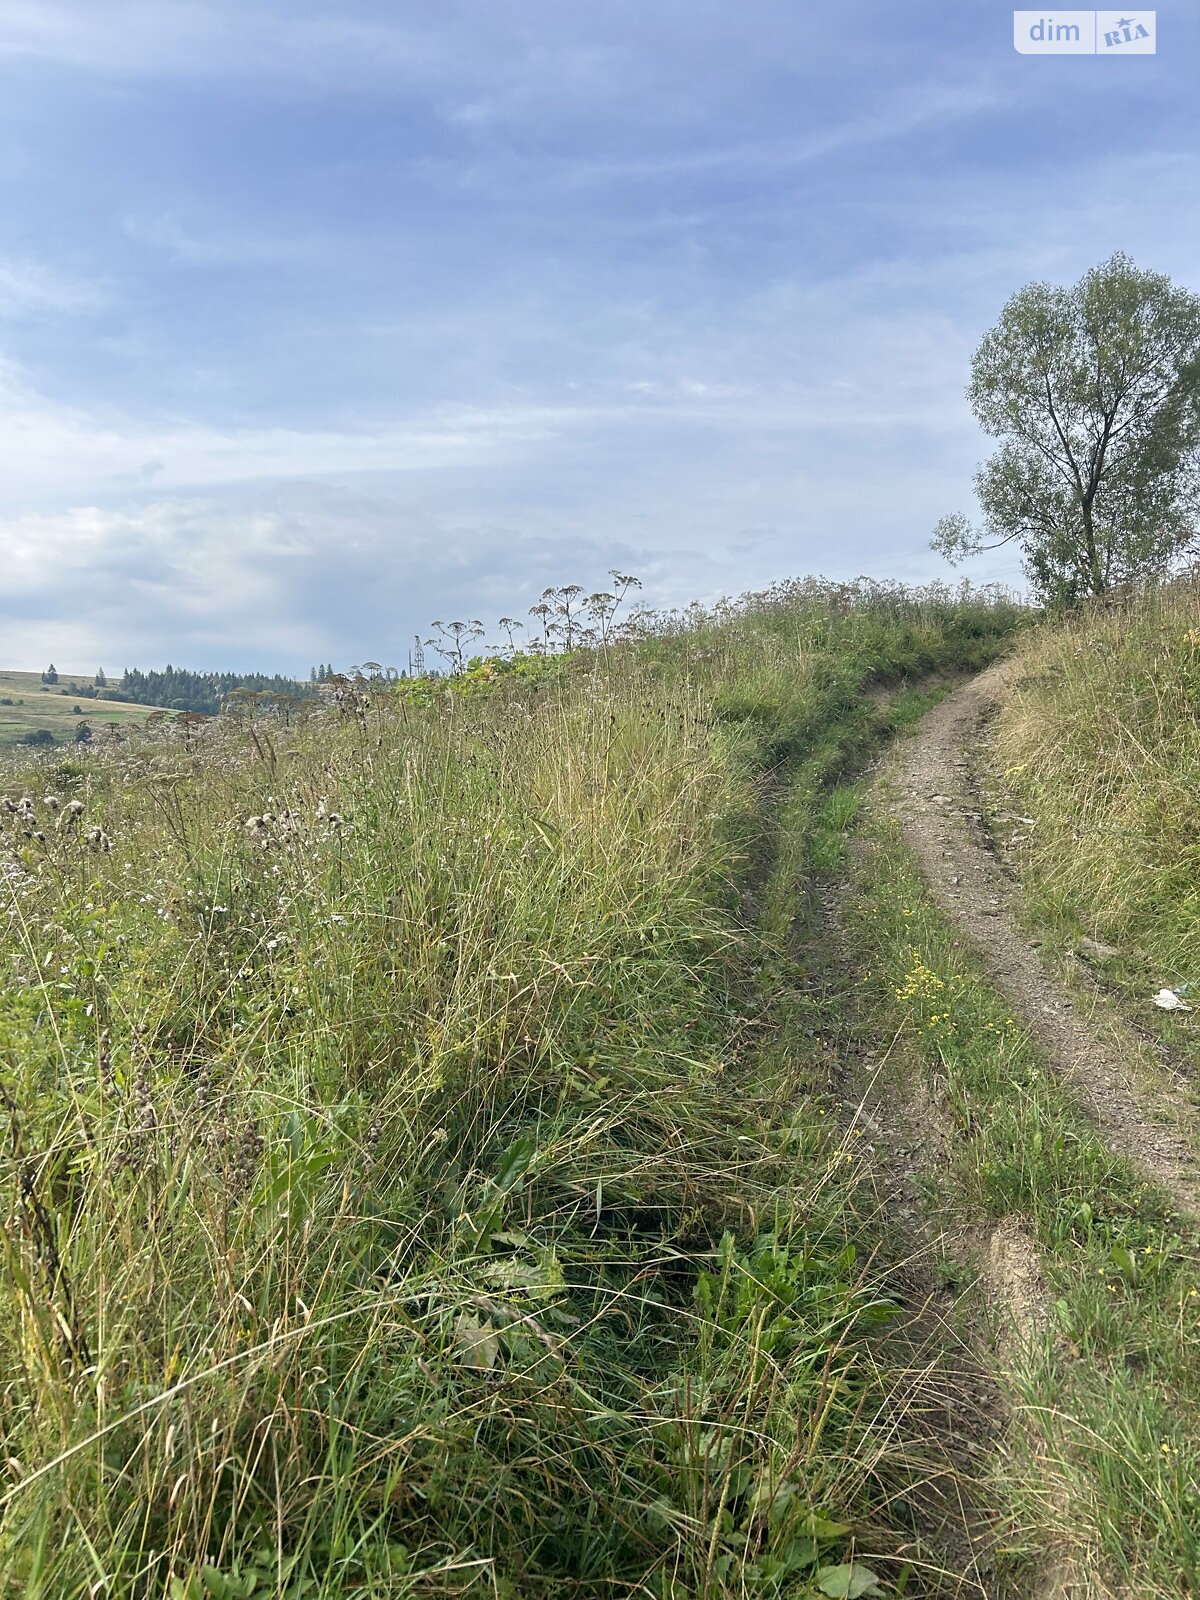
[808,873,1013,1596]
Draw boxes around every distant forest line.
[51,665,336,716]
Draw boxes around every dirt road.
[889,661,1200,1220]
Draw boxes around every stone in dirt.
[1078,936,1121,961]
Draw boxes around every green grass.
[830,796,1200,1597]
[0,581,1024,1598]
[0,670,152,751]
[992,581,1200,1065]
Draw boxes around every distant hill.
[0,669,152,751]
[0,665,326,751]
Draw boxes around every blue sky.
[1,1,1195,672]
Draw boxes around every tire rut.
[886,660,1200,1220]
[807,877,1010,1596]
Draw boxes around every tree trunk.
[1081,501,1106,594]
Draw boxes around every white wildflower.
[57,800,85,831]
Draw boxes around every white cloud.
[0,358,592,505]
[0,254,103,317]
[0,485,719,672]
[0,305,984,513]
[0,467,1025,677]
[0,2,1183,667]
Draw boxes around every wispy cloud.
[121,213,302,265]
[0,0,1192,668]
[0,2,446,86]
[0,276,991,511]
[0,359,591,503]
[0,254,103,317]
[558,82,1004,185]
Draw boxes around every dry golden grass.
[0,669,151,751]
[995,578,1200,985]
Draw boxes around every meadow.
[0,671,152,753]
[0,579,1024,1599]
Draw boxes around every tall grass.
[994,576,1200,1014]
[840,809,1200,1596]
[0,579,1023,1598]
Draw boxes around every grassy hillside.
[0,670,155,751]
[993,580,1200,1054]
[0,580,1023,1599]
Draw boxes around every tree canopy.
[111,666,321,715]
[934,253,1200,602]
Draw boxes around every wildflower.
[57,800,85,831]
[85,826,112,852]
[43,795,61,811]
